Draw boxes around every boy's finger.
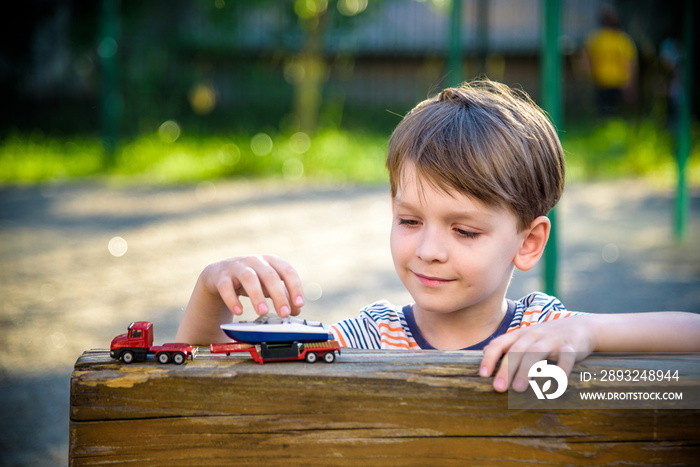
[253,263,296,318]
[512,350,545,392]
[511,339,579,392]
[555,345,577,376]
[490,334,539,392]
[216,277,244,315]
[236,265,273,316]
[264,255,305,314]
[480,343,502,377]
[492,353,510,392]
[480,331,518,378]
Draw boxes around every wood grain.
[70,349,700,466]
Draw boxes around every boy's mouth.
[413,272,455,287]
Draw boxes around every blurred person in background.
[584,4,638,116]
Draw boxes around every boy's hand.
[479,317,596,393]
[202,255,305,318]
[176,255,305,344]
[479,311,700,392]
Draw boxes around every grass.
[0,128,390,185]
[562,119,700,187]
[1,119,698,187]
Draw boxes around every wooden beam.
[70,349,700,465]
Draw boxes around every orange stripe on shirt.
[377,323,405,333]
[382,340,410,349]
[380,333,410,347]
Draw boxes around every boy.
[176,80,700,392]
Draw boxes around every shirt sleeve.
[330,301,416,349]
[507,292,587,332]
[330,312,383,349]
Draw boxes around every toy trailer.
[210,340,341,364]
[110,321,197,364]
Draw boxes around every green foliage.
[562,119,700,186]
[0,132,106,182]
[0,121,698,186]
[109,129,389,183]
[0,129,390,185]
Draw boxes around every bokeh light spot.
[49,332,66,349]
[108,237,128,257]
[283,60,305,85]
[158,120,181,143]
[295,0,328,19]
[251,133,273,156]
[218,143,241,166]
[196,181,217,203]
[283,158,305,180]
[189,83,217,115]
[97,37,118,58]
[303,282,323,302]
[41,283,57,302]
[289,132,311,154]
[338,0,368,16]
[601,243,620,263]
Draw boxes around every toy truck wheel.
[156,352,171,364]
[121,351,135,364]
[172,352,186,365]
[323,351,336,363]
[305,352,318,363]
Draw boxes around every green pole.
[541,0,561,296]
[675,0,694,243]
[99,0,121,163]
[447,0,463,87]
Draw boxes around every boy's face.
[390,162,526,319]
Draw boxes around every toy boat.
[220,316,334,344]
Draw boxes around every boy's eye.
[455,228,479,239]
[398,218,420,227]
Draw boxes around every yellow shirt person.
[585,27,637,89]
[584,5,637,115]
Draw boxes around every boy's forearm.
[587,312,700,352]
[176,301,232,345]
[175,276,234,345]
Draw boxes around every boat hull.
[221,317,334,344]
[221,328,333,344]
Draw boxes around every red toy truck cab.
[110,321,196,364]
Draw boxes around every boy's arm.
[480,312,700,393]
[175,255,305,345]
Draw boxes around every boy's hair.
[387,80,565,231]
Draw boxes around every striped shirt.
[329,292,585,350]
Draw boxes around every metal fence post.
[448,0,463,87]
[541,0,561,297]
[99,0,121,163]
[675,0,694,243]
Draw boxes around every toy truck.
[210,340,340,365]
[110,321,197,364]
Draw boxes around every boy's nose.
[415,228,449,263]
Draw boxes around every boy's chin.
[412,293,505,316]
[412,298,474,316]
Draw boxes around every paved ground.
[1,179,698,466]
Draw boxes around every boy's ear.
[513,216,551,271]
